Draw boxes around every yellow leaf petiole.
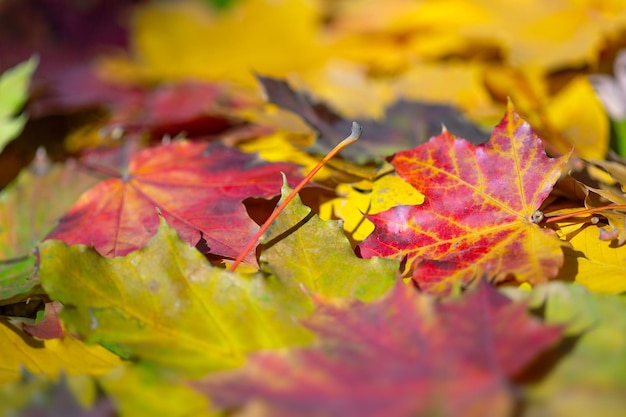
[543,204,626,224]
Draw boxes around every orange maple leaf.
[359,102,568,293]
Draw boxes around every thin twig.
[228,122,363,272]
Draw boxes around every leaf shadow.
[0,318,44,348]
[551,245,584,284]
[513,333,583,385]
[261,211,316,252]
[549,223,595,284]
[511,332,585,417]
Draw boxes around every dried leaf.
[567,160,626,246]
[259,75,489,164]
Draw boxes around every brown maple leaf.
[258,75,489,164]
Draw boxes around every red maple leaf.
[46,141,300,264]
[108,81,243,140]
[34,65,245,140]
[194,281,562,417]
[358,103,568,293]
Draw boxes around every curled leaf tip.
[350,121,363,142]
[506,97,516,112]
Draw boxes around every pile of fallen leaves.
[1,0,626,416]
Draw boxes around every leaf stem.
[543,204,626,224]
[228,122,363,272]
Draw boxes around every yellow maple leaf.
[328,0,626,72]
[485,67,609,159]
[297,61,395,119]
[98,0,328,88]
[237,129,380,183]
[392,62,498,121]
[236,130,333,181]
[0,320,121,385]
[556,221,626,293]
[544,76,609,159]
[319,168,424,241]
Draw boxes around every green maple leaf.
[40,218,314,376]
[0,160,99,305]
[260,179,399,302]
[0,56,37,151]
